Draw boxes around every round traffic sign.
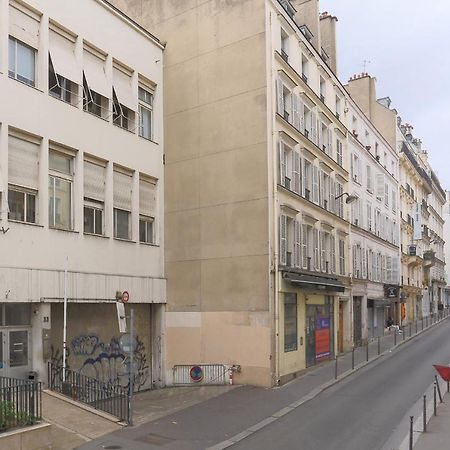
[122,291,130,303]
[119,333,135,353]
[189,366,203,382]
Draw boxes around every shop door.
[305,307,316,367]
[0,329,31,379]
[353,297,362,347]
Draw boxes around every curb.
[207,316,449,450]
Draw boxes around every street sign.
[116,301,127,333]
[119,332,135,353]
[189,366,204,382]
[122,291,130,303]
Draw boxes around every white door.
[3,329,31,379]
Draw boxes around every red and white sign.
[122,291,130,303]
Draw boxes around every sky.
[320,0,450,190]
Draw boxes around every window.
[113,169,133,240]
[139,177,157,244]
[49,151,73,230]
[49,55,77,105]
[8,188,36,223]
[336,139,343,166]
[366,165,373,192]
[83,74,109,118]
[113,89,135,131]
[280,29,289,62]
[8,36,35,86]
[339,239,345,275]
[139,86,153,140]
[336,182,344,218]
[301,54,308,83]
[84,159,105,235]
[303,159,312,200]
[284,293,298,352]
[319,77,326,103]
[351,153,361,183]
[335,96,341,118]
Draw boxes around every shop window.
[284,293,298,352]
[5,303,31,326]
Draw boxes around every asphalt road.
[234,321,450,450]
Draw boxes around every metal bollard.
[434,382,437,416]
[394,328,397,346]
[415,320,418,334]
[352,347,355,370]
[409,323,412,337]
[377,336,380,355]
[403,325,406,341]
[366,341,369,362]
[335,355,338,379]
[436,376,443,402]
[409,416,414,450]
[423,395,427,432]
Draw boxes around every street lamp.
[335,192,358,204]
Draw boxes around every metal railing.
[0,376,42,432]
[48,362,130,423]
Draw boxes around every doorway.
[0,328,31,379]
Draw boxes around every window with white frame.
[301,54,309,83]
[366,165,373,192]
[319,77,326,103]
[49,151,74,230]
[113,89,135,131]
[284,293,297,352]
[279,142,293,190]
[113,169,133,240]
[8,36,36,86]
[49,54,77,105]
[280,28,289,62]
[138,85,154,140]
[335,96,341,118]
[338,238,345,275]
[384,183,389,207]
[8,134,39,224]
[112,62,136,132]
[351,153,361,183]
[303,158,313,201]
[336,182,344,218]
[366,201,372,232]
[301,223,313,270]
[84,159,106,235]
[139,177,157,244]
[336,139,343,166]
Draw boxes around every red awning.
[433,365,450,382]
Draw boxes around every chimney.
[319,12,338,74]
[346,73,376,120]
[291,0,321,51]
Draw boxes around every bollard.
[403,325,406,341]
[434,382,437,416]
[435,376,443,402]
[409,416,414,450]
[352,347,355,370]
[394,328,397,346]
[377,336,380,355]
[426,316,428,328]
[423,395,427,432]
[366,341,369,362]
[415,320,418,334]
[335,355,338,380]
[422,318,424,331]
[409,322,412,337]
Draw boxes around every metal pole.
[409,416,414,450]
[377,336,380,355]
[409,322,412,337]
[366,340,369,362]
[415,320,418,334]
[129,308,135,426]
[62,256,68,382]
[422,318,424,331]
[351,347,355,370]
[394,328,397,346]
[403,325,405,341]
[334,355,338,379]
[435,376,443,403]
[423,395,427,432]
[434,382,437,416]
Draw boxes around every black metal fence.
[48,362,130,423]
[0,376,42,432]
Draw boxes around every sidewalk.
[75,313,450,450]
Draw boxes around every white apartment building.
[444,191,450,306]
[345,88,400,342]
[0,0,165,389]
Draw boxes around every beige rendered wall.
[111,0,272,386]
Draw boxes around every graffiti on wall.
[70,334,150,391]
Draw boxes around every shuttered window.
[8,135,39,190]
[139,178,157,218]
[84,160,105,202]
[113,63,135,111]
[9,2,40,49]
[113,170,132,211]
[83,47,109,98]
[49,28,80,85]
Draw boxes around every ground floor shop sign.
[315,317,331,360]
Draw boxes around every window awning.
[49,30,81,85]
[113,66,136,111]
[83,50,110,99]
[283,272,345,293]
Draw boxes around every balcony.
[423,250,436,268]
[402,245,422,267]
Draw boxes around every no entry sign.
[122,291,130,303]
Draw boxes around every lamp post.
[335,192,358,204]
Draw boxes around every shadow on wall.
[50,333,149,391]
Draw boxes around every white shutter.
[318,122,323,150]
[312,166,319,204]
[84,160,105,201]
[362,248,367,279]
[279,215,287,265]
[292,94,300,130]
[328,128,333,156]
[301,158,306,197]
[301,224,308,269]
[279,141,286,186]
[293,150,301,194]
[392,257,399,283]
[376,173,384,199]
[113,63,136,111]
[319,170,324,207]
[49,29,81,84]
[113,170,132,211]
[386,256,392,282]
[83,47,110,98]
[294,220,301,268]
[9,3,40,49]
[311,111,318,144]
[313,228,320,270]
[298,98,305,133]
[276,78,284,115]
[330,234,336,273]
[352,245,357,277]
[8,135,39,190]
[139,178,157,217]
[330,179,336,214]
[320,231,326,272]
[350,153,354,179]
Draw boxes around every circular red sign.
[189,366,203,382]
[122,291,130,303]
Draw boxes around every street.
[78,319,450,450]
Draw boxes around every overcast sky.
[320,0,450,190]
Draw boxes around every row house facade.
[0,0,165,388]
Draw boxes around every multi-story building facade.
[344,78,400,342]
[0,0,165,388]
[444,191,450,307]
